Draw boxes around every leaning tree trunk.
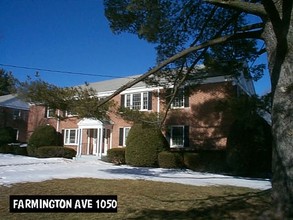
[262,4,293,218]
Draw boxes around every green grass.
[0,178,272,219]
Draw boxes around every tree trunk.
[262,4,293,218]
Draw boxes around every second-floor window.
[170,89,189,109]
[121,92,152,111]
[46,107,55,118]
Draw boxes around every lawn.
[0,178,271,219]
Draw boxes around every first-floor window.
[119,127,131,147]
[64,129,79,145]
[171,126,184,147]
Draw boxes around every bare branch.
[97,30,262,107]
[205,0,267,17]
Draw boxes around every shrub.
[28,125,63,157]
[107,148,126,165]
[125,123,169,167]
[158,151,184,169]
[226,117,272,177]
[37,146,76,159]
[0,144,28,155]
[0,127,17,146]
[183,151,226,172]
[183,152,201,170]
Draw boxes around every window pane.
[172,90,184,108]
[124,127,130,145]
[142,92,148,110]
[132,93,141,110]
[126,94,131,108]
[172,127,184,146]
[69,130,76,143]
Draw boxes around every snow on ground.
[0,154,271,190]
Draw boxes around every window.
[46,107,55,118]
[64,129,79,145]
[119,127,131,147]
[12,109,21,120]
[171,126,184,147]
[65,111,78,117]
[171,89,189,109]
[121,92,152,111]
[168,125,189,148]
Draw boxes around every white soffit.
[77,118,103,129]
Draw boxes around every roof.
[78,69,255,96]
[0,94,29,110]
[78,75,147,93]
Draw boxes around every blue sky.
[0,0,270,95]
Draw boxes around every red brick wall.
[165,82,235,150]
[26,82,235,150]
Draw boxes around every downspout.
[56,110,60,132]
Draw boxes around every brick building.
[26,72,255,158]
[0,94,30,142]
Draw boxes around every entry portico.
[76,118,112,158]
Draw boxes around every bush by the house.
[0,127,17,146]
[0,144,28,156]
[158,151,184,169]
[183,152,201,170]
[37,146,76,159]
[183,151,226,172]
[125,123,169,167]
[27,125,63,157]
[107,148,126,165]
[226,116,272,177]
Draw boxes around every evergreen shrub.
[183,152,200,170]
[0,127,16,146]
[37,146,76,159]
[0,144,27,155]
[125,123,169,167]
[183,151,226,172]
[226,117,272,177]
[28,125,63,157]
[158,151,184,168]
[107,148,126,165]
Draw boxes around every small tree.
[125,123,169,167]
[28,125,62,156]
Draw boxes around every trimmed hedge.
[184,151,226,172]
[183,152,201,170]
[125,123,169,167]
[107,148,126,165]
[0,144,27,156]
[28,125,63,157]
[158,151,184,169]
[37,146,76,159]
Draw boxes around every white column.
[99,128,103,157]
[78,128,83,156]
[109,129,113,150]
[87,129,90,155]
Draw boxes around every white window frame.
[171,90,185,109]
[170,125,185,148]
[65,111,78,117]
[46,108,55,118]
[123,127,131,147]
[64,129,79,145]
[124,92,149,111]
